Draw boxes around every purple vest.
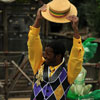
[31,62,70,100]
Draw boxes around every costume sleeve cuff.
[29,26,40,36]
[73,37,82,47]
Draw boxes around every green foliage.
[83,38,98,63]
[79,89,100,100]
[96,0,100,8]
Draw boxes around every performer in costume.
[27,0,84,100]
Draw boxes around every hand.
[67,15,79,33]
[36,4,47,20]
[33,4,47,28]
[67,15,80,39]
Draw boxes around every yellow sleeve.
[67,37,84,84]
[27,26,44,75]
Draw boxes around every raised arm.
[27,5,47,75]
[67,16,84,84]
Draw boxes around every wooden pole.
[4,60,8,100]
[11,60,33,84]
[8,56,29,94]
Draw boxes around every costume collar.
[43,58,66,83]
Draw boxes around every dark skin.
[33,5,80,66]
[44,47,56,66]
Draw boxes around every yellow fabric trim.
[67,37,84,84]
[27,26,43,75]
[73,37,82,47]
[29,26,40,36]
[54,84,64,100]
[49,58,64,77]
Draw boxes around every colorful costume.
[27,26,84,100]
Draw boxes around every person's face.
[44,47,57,66]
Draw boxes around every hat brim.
[41,3,77,23]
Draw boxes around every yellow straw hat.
[41,0,77,23]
